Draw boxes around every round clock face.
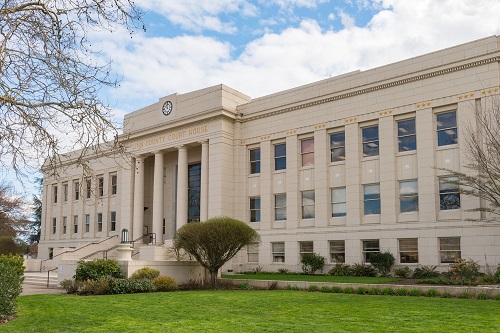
[162,101,173,116]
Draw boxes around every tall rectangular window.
[52,218,57,234]
[329,240,345,263]
[250,197,261,222]
[362,240,380,263]
[188,163,201,222]
[249,148,261,174]
[97,213,103,232]
[398,119,416,152]
[331,187,346,217]
[274,194,286,221]
[299,241,313,260]
[62,216,67,234]
[86,179,91,199]
[53,186,58,204]
[439,237,461,263]
[399,238,418,263]
[363,184,381,215]
[272,242,285,263]
[63,183,68,202]
[247,243,259,263]
[330,132,346,162]
[111,174,117,195]
[85,214,90,233]
[98,177,104,197]
[301,138,314,167]
[301,190,315,219]
[437,111,458,146]
[399,180,418,212]
[439,177,460,210]
[74,181,80,201]
[73,215,78,233]
[274,143,286,171]
[110,211,116,232]
[362,126,379,157]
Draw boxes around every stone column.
[132,156,145,241]
[176,146,188,229]
[152,151,164,244]
[200,140,209,221]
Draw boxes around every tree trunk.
[209,269,217,288]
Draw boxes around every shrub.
[395,288,409,296]
[369,251,395,276]
[277,268,289,274]
[80,277,112,295]
[327,264,351,276]
[458,292,470,299]
[0,254,25,276]
[308,285,319,292]
[331,286,343,293]
[60,279,82,294]
[286,284,300,291]
[239,283,253,290]
[441,292,452,298]
[301,253,326,274]
[394,266,412,278]
[268,281,278,290]
[449,259,481,281]
[494,265,500,283]
[343,287,355,294]
[426,289,439,297]
[130,267,160,280]
[477,293,488,300]
[356,287,368,295]
[381,288,395,295]
[320,286,331,293]
[108,278,155,294]
[251,266,263,273]
[494,294,500,301]
[412,265,439,279]
[74,259,124,281]
[0,260,24,320]
[409,289,422,297]
[350,263,376,277]
[152,276,178,292]
[368,287,380,295]
[180,278,206,290]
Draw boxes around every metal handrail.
[79,233,156,260]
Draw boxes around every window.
[274,143,286,171]
[272,242,285,263]
[329,240,345,263]
[247,243,259,263]
[73,215,78,233]
[301,138,314,166]
[63,183,68,202]
[362,126,379,157]
[330,132,345,162]
[249,148,261,174]
[362,240,380,263]
[399,239,418,263]
[439,177,460,210]
[74,181,80,200]
[250,197,261,222]
[331,187,346,217]
[98,177,104,197]
[85,214,90,233]
[363,184,381,215]
[53,186,58,204]
[110,211,116,232]
[299,241,313,260]
[301,190,315,219]
[439,237,461,263]
[97,213,103,232]
[399,180,418,213]
[86,179,91,199]
[163,219,166,235]
[397,119,416,152]
[52,218,57,234]
[188,163,201,223]
[437,111,458,146]
[63,216,67,234]
[111,174,117,195]
[274,194,286,221]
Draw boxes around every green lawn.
[2,291,499,332]
[222,273,402,283]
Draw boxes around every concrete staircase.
[24,272,59,288]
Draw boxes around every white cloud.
[267,0,329,9]
[339,10,355,28]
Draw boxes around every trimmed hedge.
[0,255,25,319]
[74,259,124,281]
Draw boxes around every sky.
[5,0,500,194]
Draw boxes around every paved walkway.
[21,284,65,296]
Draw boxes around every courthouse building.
[39,36,500,272]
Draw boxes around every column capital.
[153,150,164,155]
[198,140,209,145]
[134,155,145,162]
[175,145,186,150]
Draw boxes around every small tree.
[369,251,395,276]
[173,216,260,287]
[300,253,326,274]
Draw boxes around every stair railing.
[79,233,156,261]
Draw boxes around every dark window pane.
[275,157,286,170]
[364,200,381,215]
[251,161,260,174]
[362,126,379,142]
[250,198,261,209]
[440,193,460,210]
[363,142,379,157]
[398,119,416,136]
[274,144,286,157]
[436,111,457,130]
[400,196,419,212]
[331,147,346,162]
[330,132,345,148]
[250,148,260,160]
[437,128,458,146]
[398,135,417,151]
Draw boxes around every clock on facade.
[162,101,173,116]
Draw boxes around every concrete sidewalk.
[21,272,65,296]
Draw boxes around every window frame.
[363,184,381,215]
[52,217,57,234]
[331,187,347,217]
[399,180,419,213]
[111,174,117,195]
[299,241,314,260]
[63,183,68,202]
[98,177,104,197]
[247,243,259,263]
[249,197,261,222]
[85,214,90,233]
[110,211,116,232]
[439,177,460,210]
[274,143,286,171]
[272,242,285,263]
[86,179,91,199]
[274,193,286,221]
[301,190,315,219]
[97,213,103,232]
[329,240,345,263]
[397,118,417,152]
[436,111,458,147]
[362,125,379,157]
[74,181,80,201]
[73,215,78,233]
[300,138,315,167]
[362,240,380,263]
[399,238,418,264]
[53,185,58,204]
[330,131,346,162]
[439,237,461,263]
[249,148,261,174]
[62,216,67,234]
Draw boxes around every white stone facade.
[40,36,500,272]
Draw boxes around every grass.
[222,273,402,284]
[2,291,499,332]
